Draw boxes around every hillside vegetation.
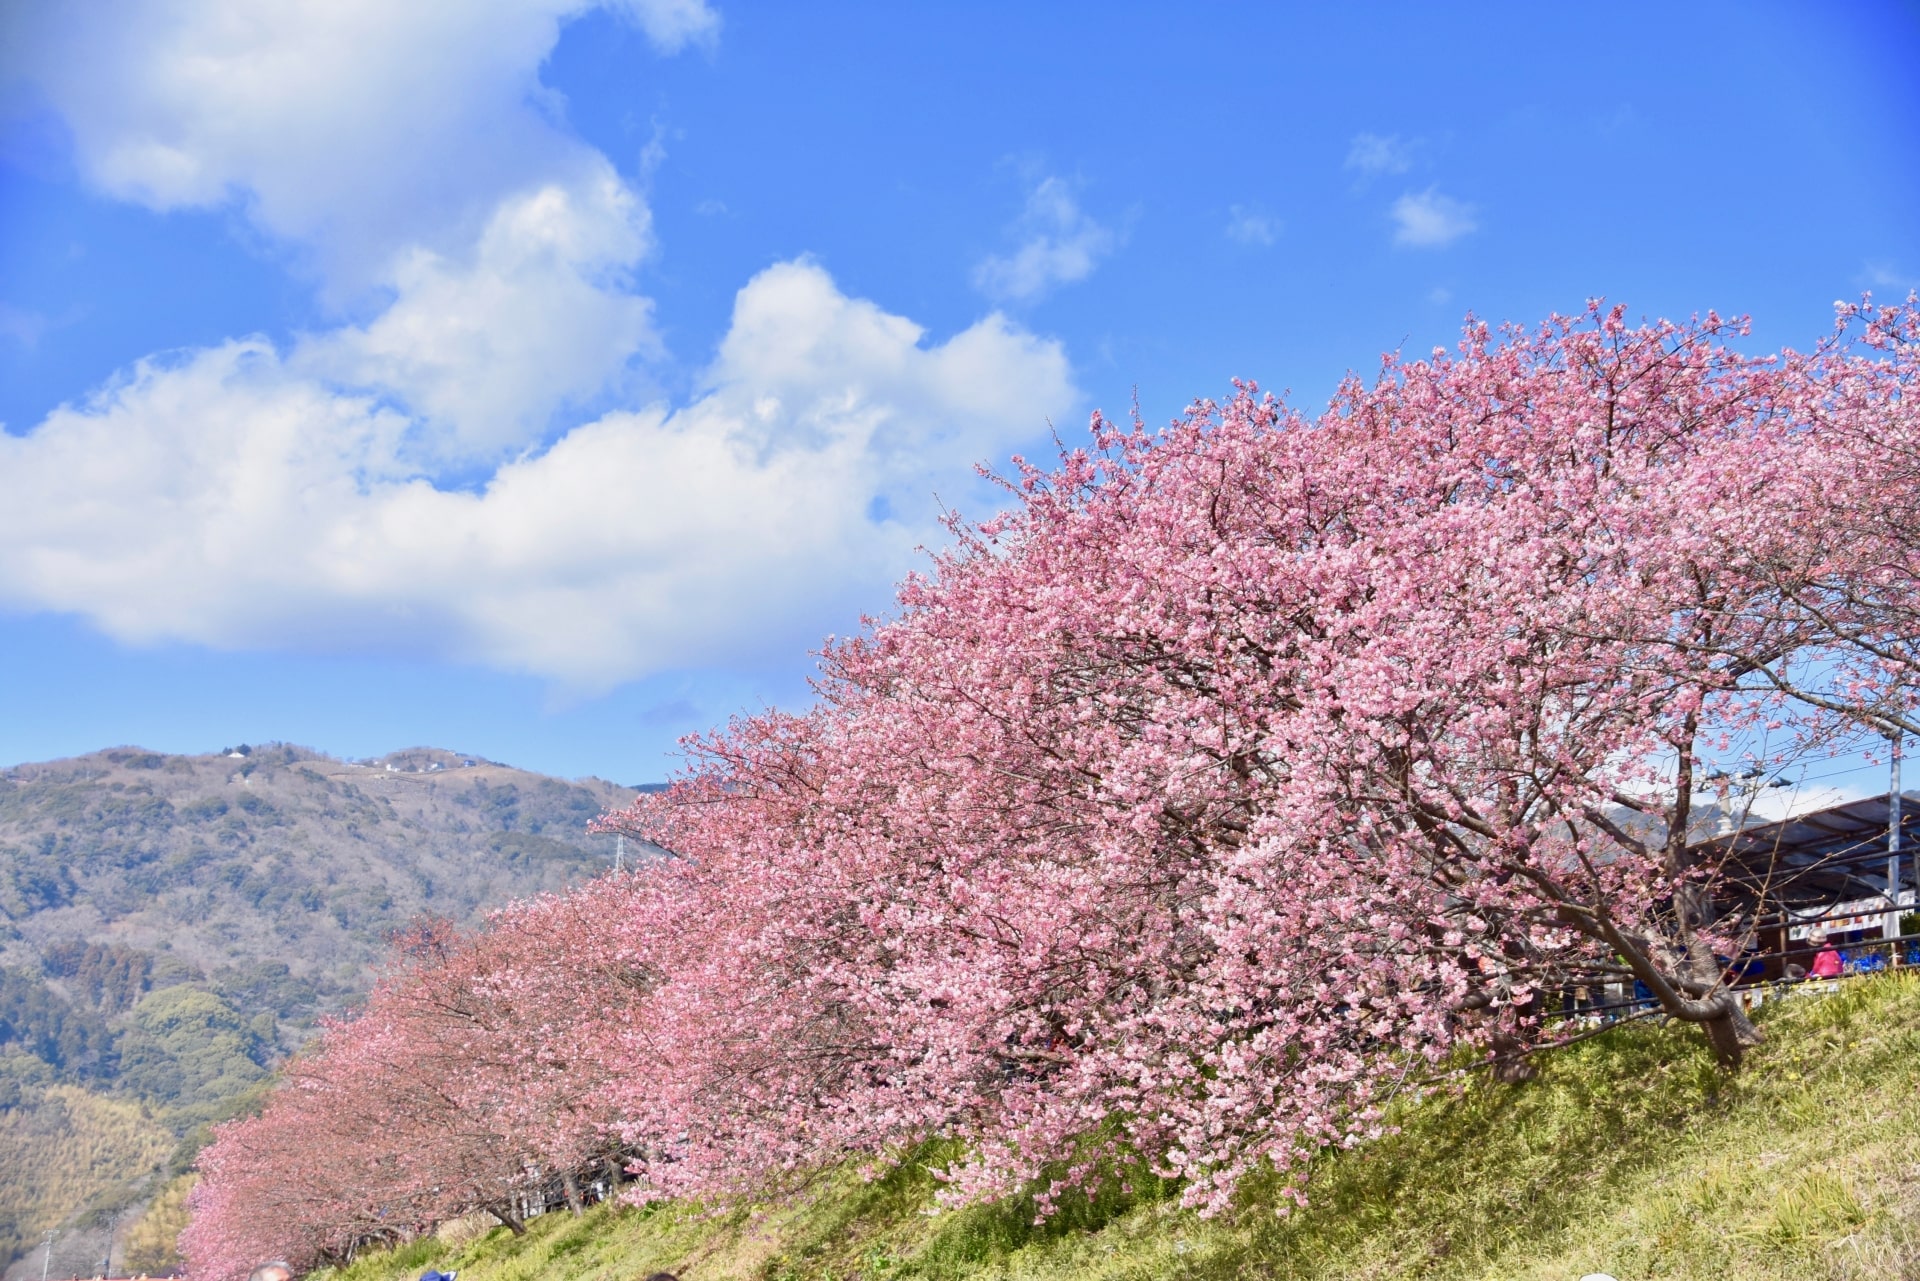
[0,744,636,1277]
[0,745,631,1009]
[0,1086,173,1279]
[319,975,1920,1281]
[123,1175,197,1276]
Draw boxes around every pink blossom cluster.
[180,895,650,1280]
[184,300,1920,1277]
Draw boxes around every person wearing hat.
[1808,934,1843,980]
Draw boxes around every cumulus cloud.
[7,0,716,291]
[1345,132,1413,176]
[1391,188,1478,248]
[1225,205,1280,247]
[296,167,660,462]
[972,176,1117,303]
[0,0,1084,692]
[0,262,1076,687]
[3,0,703,464]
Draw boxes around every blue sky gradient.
[1,2,1916,785]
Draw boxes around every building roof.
[1697,790,1919,914]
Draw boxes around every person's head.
[1812,933,1831,949]
[248,1262,293,1281]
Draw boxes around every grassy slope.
[317,974,1920,1281]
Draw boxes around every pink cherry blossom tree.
[184,298,1920,1266]
[183,892,658,1280]
[598,299,1920,1213]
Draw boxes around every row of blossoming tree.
[183,301,1920,1279]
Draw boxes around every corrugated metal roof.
[1696,790,1918,913]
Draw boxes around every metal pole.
[42,1231,55,1281]
[615,834,624,872]
[1890,733,1905,945]
[101,1208,119,1280]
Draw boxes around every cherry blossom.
[184,298,1920,1271]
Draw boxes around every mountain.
[0,744,641,1278]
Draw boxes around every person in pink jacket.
[1808,935,1844,979]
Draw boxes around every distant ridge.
[0,744,642,1278]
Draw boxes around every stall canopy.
[1697,791,1919,931]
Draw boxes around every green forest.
[0,745,633,1275]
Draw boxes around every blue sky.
[1,2,1916,786]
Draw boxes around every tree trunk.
[487,1204,527,1236]
[562,1168,584,1216]
[1675,922,1765,1070]
[1699,995,1764,1069]
[1488,1028,1539,1084]
[1488,989,1543,1084]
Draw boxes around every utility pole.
[1890,732,1906,945]
[41,1230,56,1281]
[615,833,625,872]
[100,1207,121,1280]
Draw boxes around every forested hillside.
[0,745,635,1279]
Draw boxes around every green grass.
[314,974,1920,1281]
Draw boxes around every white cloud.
[0,0,1085,692]
[0,304,50,348]
[1391,188,1478,248]
[1345,132,1413,176]
[0,262,1076,688]
[9,0,690,464]
[1225,205,1280,247]
[638,117,674,183]
[972,176,1117,303]
[296,166,660,462]
[8,0,716,292]
[1860,261,1919,293]
[607,0,720,50]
